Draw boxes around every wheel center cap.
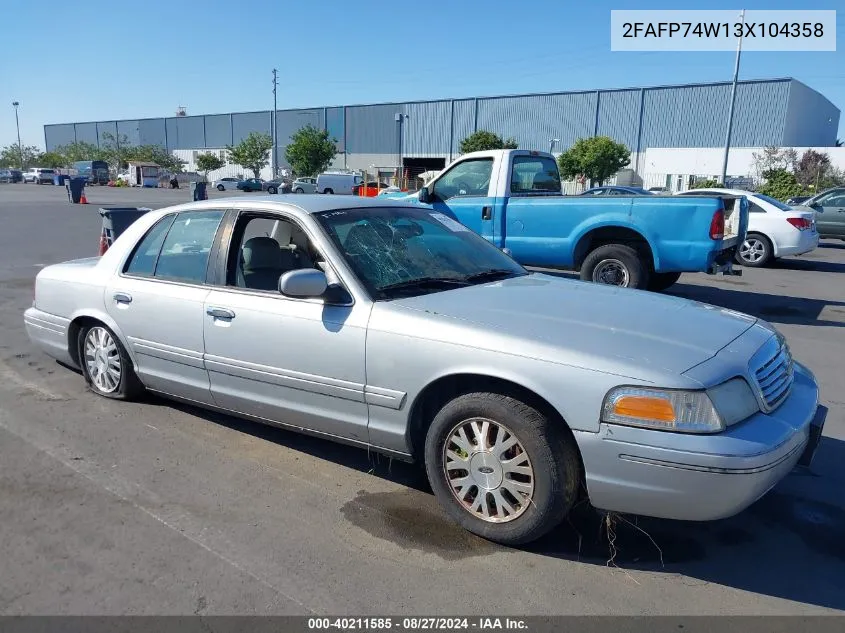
[469,452,503,490]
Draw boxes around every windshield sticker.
[430,213,469,232]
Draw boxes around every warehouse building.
[44,77,839,182]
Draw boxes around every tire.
[77,323,144,400]
[268,186,277,194]
[736,233,772,267]
[647,271,682,292]
[424,392,580,546]
[323,188,333,194]
[217,184,225,191]
[580,243,649,289]
[294,188,304,194]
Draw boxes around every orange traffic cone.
[79,191,88,204]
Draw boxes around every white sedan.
[678,188,818,267]
[212,177,240,192]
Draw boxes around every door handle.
[206,307,236,320]
[481,206,492,220]
[113,292,132,304]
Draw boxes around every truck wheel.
[424,392,580,546]
[580,244,649,289]
[736,233,772,267]
[647,271,682,292]
[324,188,333,194]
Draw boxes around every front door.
[105,209,225,404]
[814,190,845,238]
[201,212,370,443]
[428,156,499,243]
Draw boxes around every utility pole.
[720,9,745,186]
[272,69,278,177]
[12,101,22,168]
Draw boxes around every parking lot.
[0,183,843,615]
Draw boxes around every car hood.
[391,274,758,380]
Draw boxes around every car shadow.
[769,257,845,274]
[152,396,844,610]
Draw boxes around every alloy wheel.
[84,327,121,393]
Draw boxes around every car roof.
[155,194,423,218]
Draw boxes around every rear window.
[510,156,561,194]
[41,169,55,175]
[753,193,792,211]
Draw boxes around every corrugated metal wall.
[43,79,839,159]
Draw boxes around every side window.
[228,214,323,292]
[432,158,494,200]
[510,156,561,194]
[749,202,766,213]
[153,210,225,284]
[820,193,845,207]
[124,214,176,276]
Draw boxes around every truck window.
[432,158,493,199]
[510,156,561,194]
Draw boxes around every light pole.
[549,138,560,154]
[272,69,278,177]
[720,9,745,186]
[12,101,22,169]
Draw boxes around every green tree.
[227,132,273,179]
[757,169,803,201]
[0,143,42,168]
[55,141,103,163]
[284,125,337,177]
[196,152,226,179]
[794,150,831,191]
[100,132,133,172]
[459,130,518,154]
[38,151,67,168]
[692,178,721,189]
[557,136,631,186]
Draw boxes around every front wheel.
[78,324,144,400]
[736,233,772,267]
[424,392,581,546]
[267,186,277,194]
[580,243,649,289]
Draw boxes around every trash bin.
[98,207,152,254]
[190,181,208,201]
[67,177,87,203]
[54,174,68,186]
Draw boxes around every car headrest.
[242,236,282,270]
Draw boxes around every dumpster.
[98,207,152,255]
[66,177,87,203]
[190,181,208,201]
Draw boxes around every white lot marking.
[145,423,159,431]
[0,406,315,614]
[0,359,66,401]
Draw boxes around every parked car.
[389,149,748,292]
[212,177,240,191]
[291,177,317,194]
[237,178,265,192]
[677,189,818,267]
[0,168,23,183]
[23,196,825,546]
[23,168,56,184]
[580,186,654,195]
[648,186,668,193]
[796,187,845,241]
[317,172,363,195]
[264,179,292,195]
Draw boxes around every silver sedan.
[24,196,825,545]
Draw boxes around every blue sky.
[0,0,842,150]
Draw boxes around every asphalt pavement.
[0,183,843,615]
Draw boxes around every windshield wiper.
[463,268,521,283]
[379,277,470,295]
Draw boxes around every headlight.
[602,386,724,433]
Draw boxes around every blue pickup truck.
[390,150,748,291]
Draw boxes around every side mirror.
[279,269,328,298]
[418,186,431,204]
[809,202,822,210]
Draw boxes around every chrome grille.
[751,336,794,412]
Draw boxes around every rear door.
[105,209,226,403]
[814,191,845,237]
[428,156,500,243]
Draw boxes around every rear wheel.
[294,187,304,194]
[736,233,772,267]
[647,271,682,292]
[323,188,333,194]
[217,184,225,191]
[268,186,277,194]
[78,324,144,400]
[424,392,580,545]
[580,243,649,289]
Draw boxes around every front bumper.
[575,362,823,521]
